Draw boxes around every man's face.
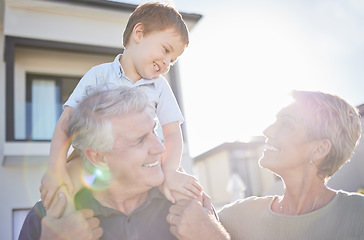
[103,110,165,190]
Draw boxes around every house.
[0,0,202,239]
[194,105,364,210]
[193,136,272,209]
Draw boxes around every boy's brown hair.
[123,2,189,47]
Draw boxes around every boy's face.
[132,27,186,80]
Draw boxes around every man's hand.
[41,192,103,240]
[167,193,230,240]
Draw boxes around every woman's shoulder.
[218,195,275,227]
[218,195,274,214]
[336,190,364,205]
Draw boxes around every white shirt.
[65,54,184,126]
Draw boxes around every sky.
[121,0,364,157]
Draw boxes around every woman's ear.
[133,23,145,44]
[314,139,332,161]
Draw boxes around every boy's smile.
[123,26,187,83]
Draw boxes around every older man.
[19,87,177,239]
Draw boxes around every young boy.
[40,2,202,209]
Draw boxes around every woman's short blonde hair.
[291,90,362,178]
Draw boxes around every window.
[13,209,30,240]
[5,36,120,142]
[21,74,79,141]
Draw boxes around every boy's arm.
[161,121,183,171]
[40,106,75,209]
[47,157,84,217]
[161,122,202,202]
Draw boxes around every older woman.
[218,90,364,239]
[168,90,364,240]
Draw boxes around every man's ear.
[133,23,144,44]
[83,148,105,166]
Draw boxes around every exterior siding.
[0,1,201,239]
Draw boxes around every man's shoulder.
[34,201,47,216]
[74,187,96,210]
[18,201,46,239]
[146,188,173,211]
[148,187,171,203]
[24,201,47,220]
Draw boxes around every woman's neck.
[276,178,335,215]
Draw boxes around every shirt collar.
[113,54,126,79]
[74,187,165,217]
[114,54,160,86]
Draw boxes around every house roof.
[46,0,203,22]
[358,104,364,116]
[194,136,266,162]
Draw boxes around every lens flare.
[81,167,111,191]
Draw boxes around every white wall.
[0,27,5,167]
[0,5,123,238]
[0,164,46,239]
[195,150,231,208]
[4,0,129,48]
[0,49,114,239]
[0,34,116,240]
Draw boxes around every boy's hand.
[40,167,74,210]
[162,169,203,203]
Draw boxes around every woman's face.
[259,102,317,176]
